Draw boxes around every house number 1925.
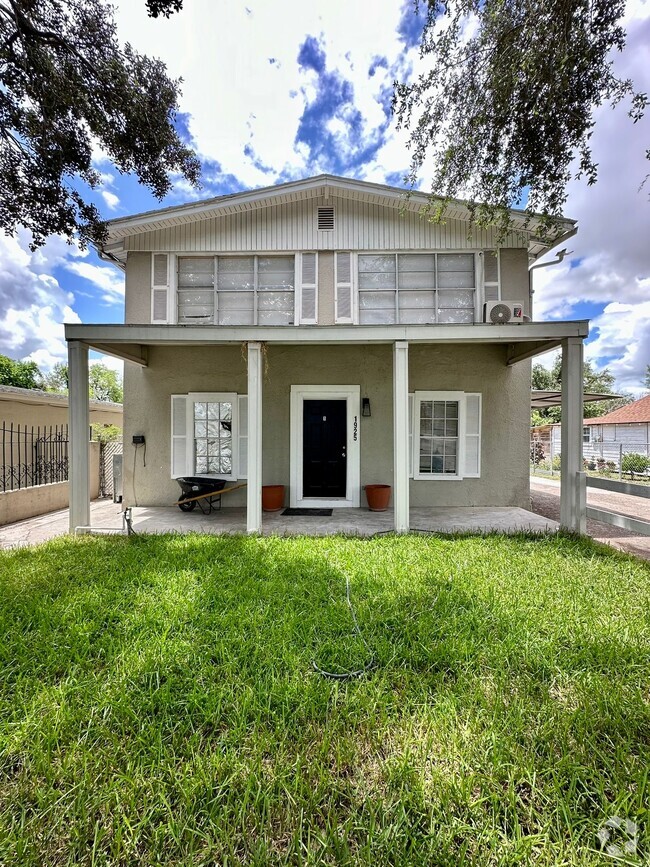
[353,416,358,441]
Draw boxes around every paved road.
[530,476,650,561]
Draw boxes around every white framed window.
[171,393,248,480]
[583,426,592,444]
[176,255,296,326]
[410,391,482,480]
[358,253,477,325]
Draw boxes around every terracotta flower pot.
[262,485,285,512]
[365,484,391,512]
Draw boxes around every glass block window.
[358,253,476,325]
[193,400,233,475]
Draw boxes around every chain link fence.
[531,430,650,479]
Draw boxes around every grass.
[0,532,649,865]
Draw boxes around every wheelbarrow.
[175,477,227,513]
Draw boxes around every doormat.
[281,508,333,517]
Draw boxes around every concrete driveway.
[530,475,650,561]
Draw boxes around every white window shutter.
[152,253,169,324]
[408,393,414,479]
[482,250,500,303]
[463,393,482,477]
[171,395,188,478]
[238,395,248,479]
[299,253,318,324]
[335,252,353,323]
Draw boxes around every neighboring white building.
[65,174,586,532]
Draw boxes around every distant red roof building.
[584,394,650,425]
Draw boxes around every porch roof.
[64,321,588,367]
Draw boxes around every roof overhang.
[65,321,589,368]
[531,390,620,409]
[100,174,576,267]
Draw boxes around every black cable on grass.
[312,529,447,680]
[312,572,376,680]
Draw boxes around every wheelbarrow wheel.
[178,499,196,512]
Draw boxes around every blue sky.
[0,0,649,393]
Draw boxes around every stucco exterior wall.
[317,251,335,325]
[0,397,122,430]
[499,248,530,314]
[124,251,151,324]
[123,344,530,510]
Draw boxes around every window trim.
[412,391,466,481]
[175,254,298,327]
[357,252,480,326]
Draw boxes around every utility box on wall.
[113,454,123,504]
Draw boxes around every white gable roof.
[102,174,576,264]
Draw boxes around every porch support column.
[68,340,90,532]
[560,336,585,532]
[393,340,410,533]
[246,341,263,534]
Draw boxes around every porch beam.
[560,337,586,533]
[393,340,410,533]
[65,321,590,348]
[507,339,562,365]
[246,341,263,534]
[86,343,148,367]
[68,340,90,532]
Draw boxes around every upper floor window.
[177,255,295,326]
[358,253,476,325]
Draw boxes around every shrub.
[621,452,650,474]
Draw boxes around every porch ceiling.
[64,321,589,367]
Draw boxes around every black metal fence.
[1,423,69,492]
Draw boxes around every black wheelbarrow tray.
[173,477,247,514]
[174,477,227,513]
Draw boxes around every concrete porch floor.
[0,501,558,548]
[0,500,558,548]
[127,505,558,536]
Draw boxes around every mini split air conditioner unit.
[484,301,526,324]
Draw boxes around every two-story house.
[65,175,588,533]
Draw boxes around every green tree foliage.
[394,1,648,235]
[0,0,200,249]
[644,364,650,391]
[531,353,631,425]
[89,364,123,403]
[0,353,43,389]
[42,361,69,394]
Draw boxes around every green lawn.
[0,533,649,865]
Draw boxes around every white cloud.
[65,261,125,306]
[101,190,120,210]
[111,0,419,185]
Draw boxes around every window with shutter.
[151,253,170,324]
[299,252,318,324]
[171,393,240,480]
[411,391,482,481]
[335,251,353,323]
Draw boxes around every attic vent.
[317,206,335,231]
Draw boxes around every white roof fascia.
[65,320,589,348]
[104,174,575,244]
